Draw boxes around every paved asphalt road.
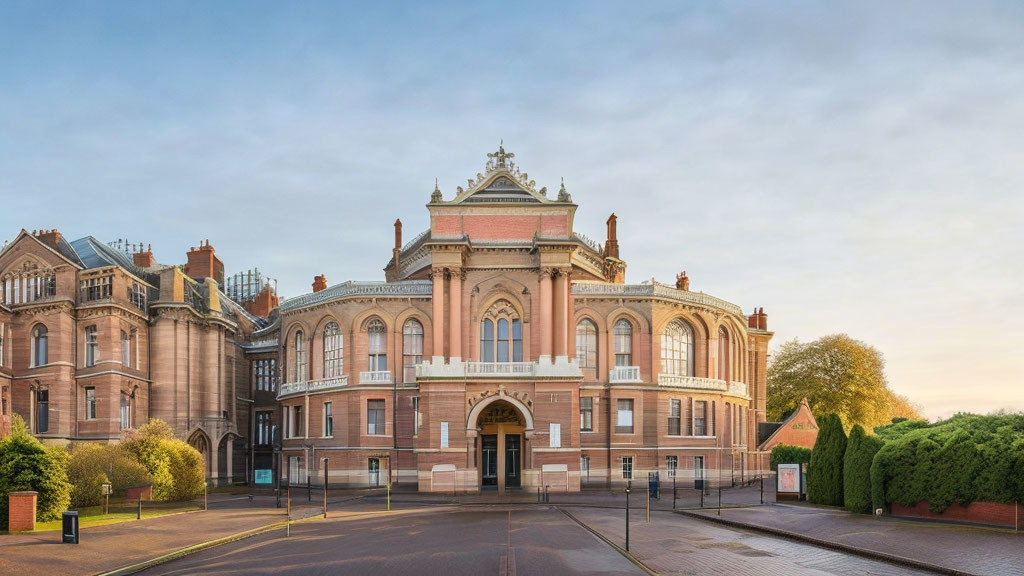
[140,506,939,576]
[141,506,644,576]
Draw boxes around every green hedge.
[121,419,204,501]
[68,443,153,507]
[0,415,72,526]
[871,413,1024,513]
[769,444,812,472]
[843,425,883,513]
[807,413,847,506]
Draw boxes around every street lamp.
[322,457,329,518]
[625,480,632,552]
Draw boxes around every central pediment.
[434,144,574,206]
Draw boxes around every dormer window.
[80,275,112,302]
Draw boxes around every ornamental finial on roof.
[431,178,443,202]
[557,177,572,202]
[486,139,516,172]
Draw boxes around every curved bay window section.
[659,318,699,388]
[293,330,306,382]
[402,319,423,383]
[609,319,640,383]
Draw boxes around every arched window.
[367,318,387,372]
[614,319,633,366]
[403,319,424,383]
[480,300,522,363]
[323,322,343,378]
[31,324,48,367]
[121,331,130,367]
[84,326,98,367]
[576,319,598,369]
[718,326,730,381]
[661,319,694,377]
[294,330,306,382]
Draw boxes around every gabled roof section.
[0,229,84,269]
[435,144,574,206]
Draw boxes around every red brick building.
[0,231,274,484]
[271,146,774,493]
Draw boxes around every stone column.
[449,269,462,362]
[539,269,553,362]
[431,269,445,361]
[553,271,567,359]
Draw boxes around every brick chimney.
[675,271,690,291]
[242,282,280,318]
[393,218,402,274]
[35,229,62,251]
[747,307,768,330]
[184,239,225,284]
[313,274,327,293]
[133,243,155,268]
[603,213,619,259]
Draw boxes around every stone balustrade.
[359,370,392,384]
[609,366,641,383]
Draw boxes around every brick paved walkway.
[688,504,1024,576]
[0,495,299,576]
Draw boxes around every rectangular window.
[440,421,449,448]
[621,456,633,480]
[581,455,590,480]
[85,326,98,367]
[666,455,678,478]
[254,359,276,392]
[412,396,420,436]
[80,275,112,302]
[580,397,593,432]
[121,332,131,366]
[549,422,561,448]
[130,282,147,311]
[669,399,681,436]
[287,405,304,438]
[367,399,385,435]
[120,394,130,429]
[694,401,708,436]
[36,390,48,433]
[85,386,96,420]
[512,320,523,362]
[323,402,333,437]
[2,385,8,415]
[256,411,273,445]
[616,399,634,434]
[368,458,380,487]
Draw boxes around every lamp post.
[322,457,329,519]
[625,480,631,552]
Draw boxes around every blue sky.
[2,1,1022,419]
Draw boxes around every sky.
[1,1,1021,420]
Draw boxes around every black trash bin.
[62,511,79,544]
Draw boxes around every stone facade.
[268,146,774,493]
[0,231,273,484]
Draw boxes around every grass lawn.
[21,502,201,532]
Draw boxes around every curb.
[556,507,658,576]
[676,509,980,576]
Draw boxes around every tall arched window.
[84,326,98,367]
[661,319,695,377]
[614,319,633,366]
[294,330,306,382]
[323,322,343,378]
[576,319,598,369]
[480,300,522,362]
[367,318,387,372]
[31,325,48,367]
[403,319,424,383]
[718,326,730,381]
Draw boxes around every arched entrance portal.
[473,400,527,494]
[187,429,212,480]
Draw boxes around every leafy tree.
[121,419,204,501]
[0,415,72,526]
[807,413,847,506]
[769,444,812,472]
[843,425,883,513]
[767,334,921,431]
[68,443,152,507]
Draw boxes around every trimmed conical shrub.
[807,413,847,506]
[843,425,883,513]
